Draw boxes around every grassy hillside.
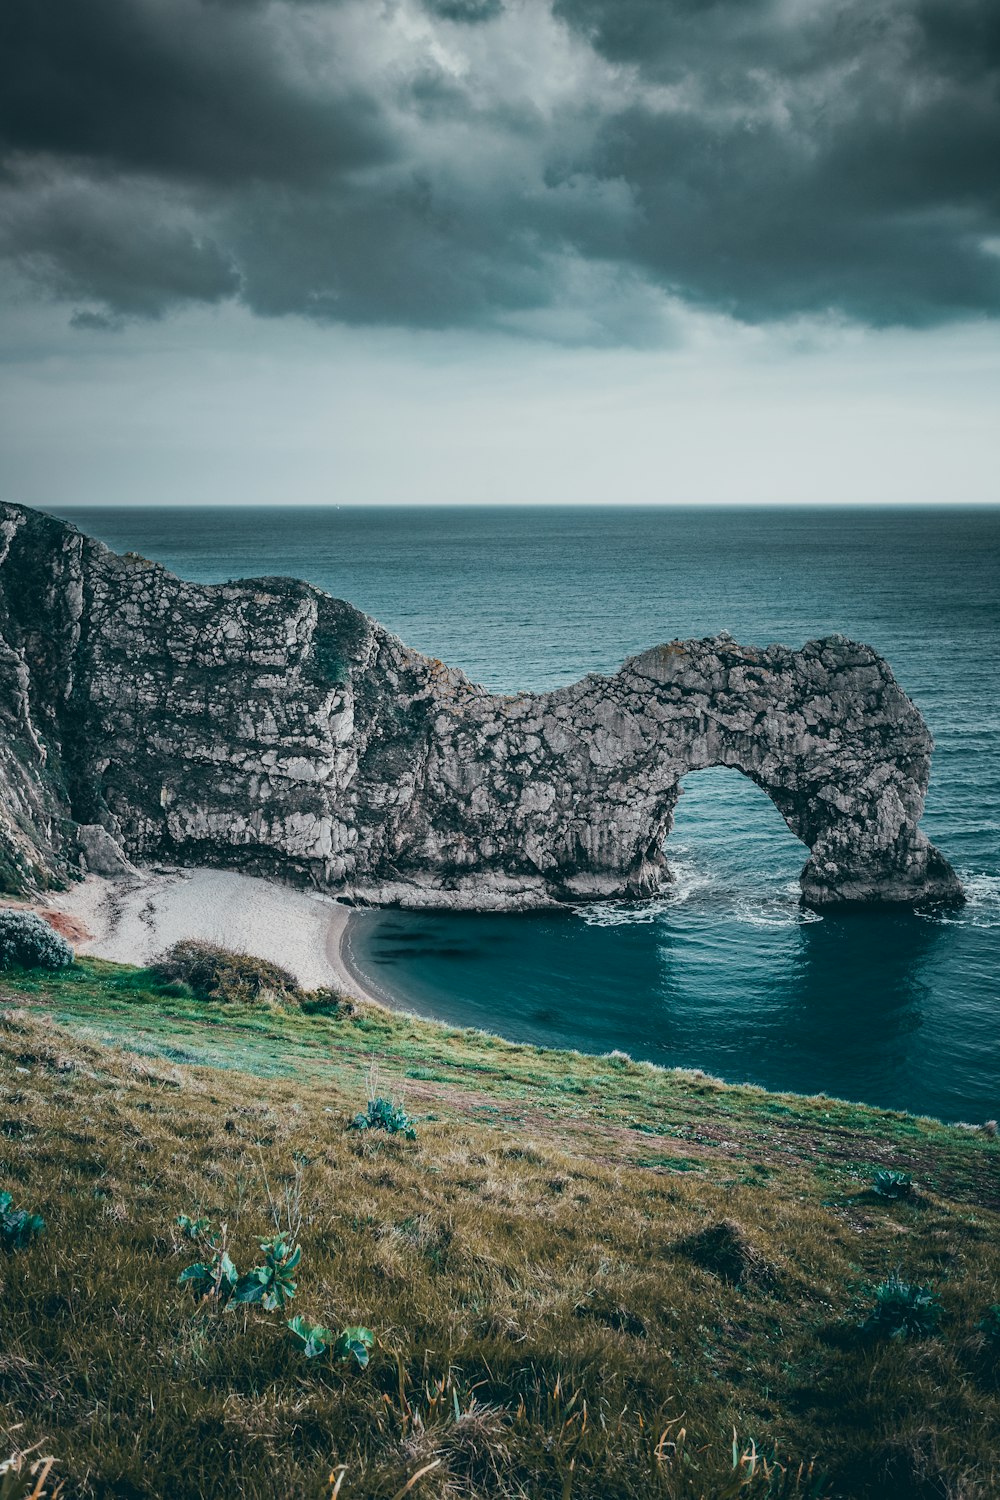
[1,959,998,1499]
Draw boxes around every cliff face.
[0,503,962,909]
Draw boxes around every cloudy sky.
[2,0,998,505]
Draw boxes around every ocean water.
[50,504,1000,1121]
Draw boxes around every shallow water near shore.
[51,503,1000,1120]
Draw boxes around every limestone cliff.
[0,503,962,909]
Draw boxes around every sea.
[48,504,1000,1122]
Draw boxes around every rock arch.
[0,504,963,910]
[388,634,962,909]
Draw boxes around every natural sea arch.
[0,504,964,911]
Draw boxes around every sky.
[1,0,999,506]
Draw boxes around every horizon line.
[34,498,1000,511]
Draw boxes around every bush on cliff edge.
[151,939,301,1005]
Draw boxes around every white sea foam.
[920,871,1000,928]
[733,897,822,929]
[576,856,822,928]
[577,897,676,928]
[664,857,716,905]
[964,871,1000,907]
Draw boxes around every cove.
[39,502,1000,1124]
[346,766,999,1123]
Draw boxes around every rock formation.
[0,503,962,909]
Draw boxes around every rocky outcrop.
[0,503,962,909]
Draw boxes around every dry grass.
[0,961,998,1499]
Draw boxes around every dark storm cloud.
[1,0,998,339]
[0,0,387,185]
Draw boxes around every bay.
[50,503,1000,1120]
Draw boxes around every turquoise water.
[50,505,999,1120]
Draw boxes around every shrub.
[151,940,301,1005]
[287,1316,374,1367]
[871,1169,913,1200]
[0,910,73,971]
[300,988,353,1017]
[0,1190,45,1252]
[863,1272,941,1339]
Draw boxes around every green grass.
[1,959,998,1499]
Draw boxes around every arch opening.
[665,766,810,902]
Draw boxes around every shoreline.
[17,864,994,1127]
[326,902,392,1009]
[31,866,390,1008]
[336,905,416,1013]
[13,866,988,1127]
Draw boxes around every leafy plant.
[348,1059,418,1140]
[0,909,73,971]
[232,1236,301,1310]
[977,1304,1000,1345]
[287,1316,374,1367]
[176,1213,214,1242]
[871,1169,913,1200]
[333,1326,375,1368]
[350,1097,417,1140]
[863,1272,941,1339]
[0,1190,45,1252]
[178,1246,238,1304]
[287,1314,331,1359]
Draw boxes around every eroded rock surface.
[0,503,962,909]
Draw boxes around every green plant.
[977,1305,1000,1344]
[232,1236,301,1310]
[299,988,350,1017]
[863,1272,941,1339]
[150,940,301,1005]
[0,1452,58,1500]
[177,1223,299,1312]
[871,1169,913,1200]
[0,909,72,971]
[287,1314,331,1359]
[333,1326,375,1368]
[704,1433,827,1497]
[0,1190,45,1252]
[287,1316,374,1367]
[178,1245,238,1304]
[176,1213,214,1242]
[350,1096,417,1140]
[348,1059,418,1140]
